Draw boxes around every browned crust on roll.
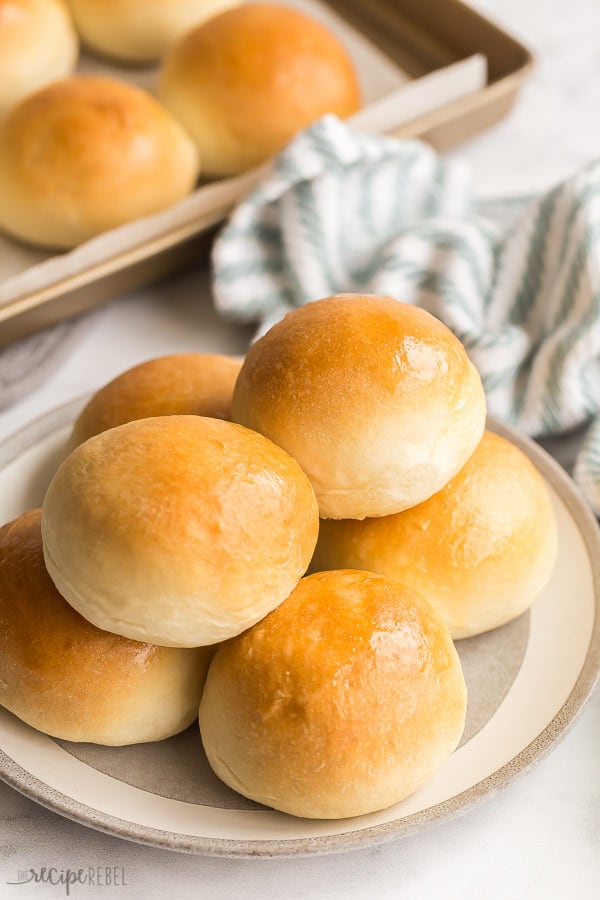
[232,294,486,519]
[200,569,466,818]
[158,3,361,176]
[43,416,319,647]
[0,510,211,744]
[0,75,199,248]
[70,353,242,449]
[312,431,558,638]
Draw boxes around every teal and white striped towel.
[212,115,600,515]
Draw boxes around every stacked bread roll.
[232,294,557,636]
[233,294,487,518]
[0,353,242,744]
[0,295,558,820]
[200,568,467,819]
[0,2,361,248]
[1,351,319,742]
[68,352,242,448]
[311,429,558,639]
[0,509,213,745]
[205,293,556,815]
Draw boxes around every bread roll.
[0,76,199,249]
[200,569,466,819]
[67,0,238,63]
[158,3,361,177]
[312,431,558,639]
[69,353,242,449]
[232,294,486,520]
[0,0,78,120]
[42,416,319,647]
[0,510,212,745]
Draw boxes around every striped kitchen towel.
[212,115,600,515]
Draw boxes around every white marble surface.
[448,0,600,196]
[1,0,600,897]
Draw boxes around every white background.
[1,0,599,897]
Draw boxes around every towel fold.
[212,114,600,515]
[0,318,89,411]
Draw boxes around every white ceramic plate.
[0,401,598,858]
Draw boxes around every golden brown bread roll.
[312,431,558,639]
[232,294,487,520]
[42,415,319,647]
[200,569,467,819]
[66,0,238,63]
[69,353,242,449]
[158,3,361,177]
[0,0,78,120]
[0,510,212,745]
[0,76,200,249]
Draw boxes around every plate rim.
[0,399,598,858]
